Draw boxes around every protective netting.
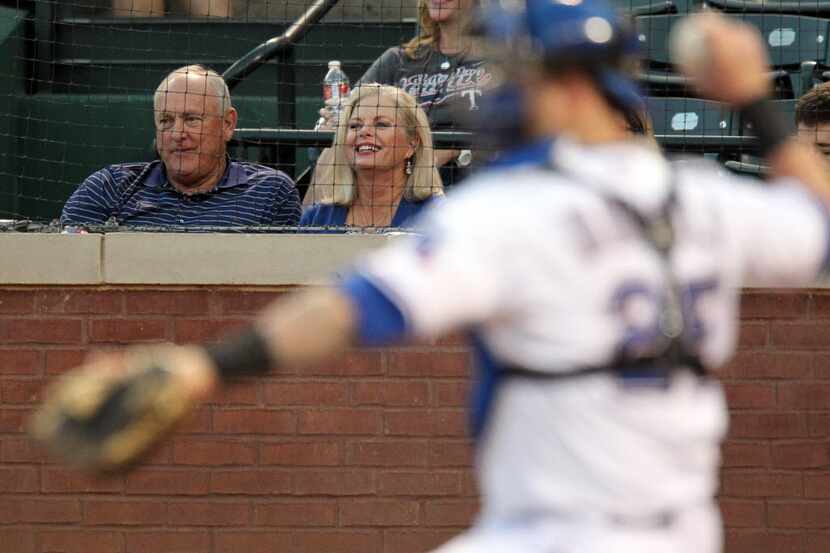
[0,0,828,229]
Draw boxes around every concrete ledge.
[103,233,398,285]
[0,234,102,284]
[3,232,830,287]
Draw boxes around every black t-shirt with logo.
[359,45,492,132]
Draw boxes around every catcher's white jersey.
[346,138,829,552]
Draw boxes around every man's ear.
[224,107,239,141]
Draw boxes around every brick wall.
[0,286,828,553]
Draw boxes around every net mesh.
[0,0,828,229]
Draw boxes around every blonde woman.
[301,84,443,229]
[313,0,489,188]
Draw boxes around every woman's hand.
[433,148,462,168]
[315,99,343,131]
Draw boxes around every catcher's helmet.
[472,0,643,144]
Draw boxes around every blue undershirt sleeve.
[339,272,408,346]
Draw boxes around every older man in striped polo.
[61,65,301,228]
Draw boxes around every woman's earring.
[405,157,413,175]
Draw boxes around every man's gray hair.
[154,64,233,114]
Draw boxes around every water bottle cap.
[328,60,341,69]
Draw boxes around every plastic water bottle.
[311,61,351,165]
[322,60,350,122]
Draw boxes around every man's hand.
[672,11,771,106]
[28,344,219,473]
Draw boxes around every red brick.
[125,531,210,553]
[40,530,123,553]
[306,350,384,376]
[434,381,468,407]
[721,470,803,498]
[778,382,830,409]
[260,440,342,466]
[723,382,776,409]
[729,413,808,439]
[167,500,250,526]
[721,441,771,468]
[42,468,123,493]
[89,319,167,343]
[172,438,256,466]
[423,500,479,527]
[385,410,467,437]
[460,471,478,496]
[0,318,82,343]
[2,498,82,523]
[294,470,374,495]
[125,290,210,315]
[0,436,46,463]
[0,290,35,314]
[737,322,768,348]
[379,471,461,496]
[210,469,293,494]
[340,499,420,526]
[216,291,284,314]
[724,530,803,553]
[140,441,173,466]
[771,322,830,349]
[388,351,470,377]
[212,408,295,434]
[0,467,38,493]
[294,530,382,553]
[807,532,830,553]
[722,351,812,380]
[263,380,349,406]
[805,473,830,498]
[37,290,123,314]
[209,381,259,405]
[299,409,381,435]
[768,501,830,528]
[83,500,167,526]
[45,349,87,374]
[718,498,765,528]
[0,528,35,553]
[214,531,293,553]
[0,349,41,374]
[740,291,808,319]
[1,379,43,404]
[383,530,458,553]
[808,413,830,437]
[0,408,29,432]
[253,501,337,527]
[352,381,429,407]
[813,353,830,378]
[174,318,248,343]
[771,442,830,469]
[809,292,830,317]
[125,468,209,495]
[177,406,212,433]
[346,440,428,467]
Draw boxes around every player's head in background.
[796,82,830,159]
[153,65,238,195]
[471,0,643,150]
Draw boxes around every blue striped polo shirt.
[60,159,301,228]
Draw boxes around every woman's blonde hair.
[402,0,440,59]
[312,83,443,206]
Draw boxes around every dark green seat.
[635,14,830,98]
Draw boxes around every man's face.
[155,74,236,191]
[798,121,830,159]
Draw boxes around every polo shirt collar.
[145,157,248,192]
